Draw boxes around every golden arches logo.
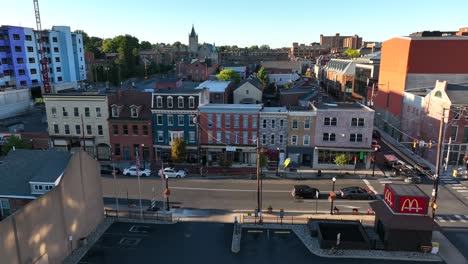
[400,198,422,213]
[384,188,393,206]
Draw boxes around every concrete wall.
[0,89,32,119]
[0,150,103,264]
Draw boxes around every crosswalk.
[439,174,459,184]
[435,214,468,223]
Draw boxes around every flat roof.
[261,107,287,113]
[314,102,371,110]
[195,80,232,92]
[388,184,428,198]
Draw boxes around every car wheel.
[141,174,147,177]
[125,173,131,176]
[176,175,181,178]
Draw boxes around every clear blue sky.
[1,0,466,48]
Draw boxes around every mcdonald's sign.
[383,185,395,208]
[398,196,428,215]
[383,184,429,215]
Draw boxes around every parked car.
[340,186,375,200]
[404,175,422,184]
[291,185,320,199]
[162,168,186,178]
[383,154,399,168]
[372,130,381,139]
[123,166,151,177]
[100,164,121,175]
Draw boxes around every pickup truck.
[383,154,399,168]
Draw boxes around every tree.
[344,48,360,58]
[217,69,241,84]
[334,154,348,176]
[256,66,269,89]
[1,135,31,155]
[171,137,186,163]
[259,44,270,50]
[249,45,259,51]
[140,41,152,50]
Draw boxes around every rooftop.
[198,104,262,112]
[261,60,302,69]
[313,102,371,110]
[446,82,468,105]
[236,77,263,91]
[388,184,428,197]
[153,83,202,94]
[0,107,48,133]
[0,149,71,197]
[195,80,232,93]
[261,107,288,113]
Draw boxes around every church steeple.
[189,24,197,38]
[189,24,199,53]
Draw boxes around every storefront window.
[318,150,361,165]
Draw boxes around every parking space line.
[451,186,467,190]
[104,232,149,237]
[247,230,263,233]
[454,215,467,223]
[457,190,468,193]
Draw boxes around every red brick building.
[108,90,153,164]
[177,59,218,81]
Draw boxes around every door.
[123,146,130,160]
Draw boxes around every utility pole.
[256,139,261,214]
[432,108,445,219]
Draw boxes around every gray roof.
[314,102,370,110]
[235,77,263,91]
[446,83,468,105]
[0,107,48,133]
[0,149,71,197]
[154,84,202,94]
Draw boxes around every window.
[74,107,79,117]
[13,34,20,40]
[280,119,284,127]
[18,69,25,75]
[453,107,461,120]
[216,131,222,143]
[225,115,231,128]
[62,107,68,117]
[252,116,257,128]
[132,125,138,135]
[54,124,59,134]
[168,115,174,126]
[270,135,275,145]
[55,57,60,62]
[130,107,137,118]
[262,134,267,145]
[271,120,275,129]
[56,67,61,72]
[234,132,239,144]
[157,115,163,125]
[158,131,164,142]
[279,134,284,144]
[15,46,22,52]
[246,90,249,95]
[85,107,90,117]
[463,127,468,143]
[53,47,59,52]
[52,37,58,42]
[20,80,27,86]
[291,135,298,145]
[323,133,336,141]
[142,125,148,135]
[303,135,310,145]
[216,114,222,128]
[178,97,184,108]
[86,125,92,135]
[30,68,37,74]
[189,131,195,143]
[226,132,231,144]
[156,96,162,108]
[243,131,248,144]
[28,57,35,63]
[207,114,213,128]
[263,119,267,128]
[98,125,103,135]
[112,106,119,117]
[252,132,257,143]
[57,76,63,82]
[234,115,239,128]
[178,115,184,126]
[75,125,81,135]
[450,126,458,140]
[292,120,298,129]
[167,97,173,108]
[113,125,119,135]
[114,144,121,156]
[434,91,442,98]
[123,125,128,135]
[207,131,213,143]
[64,125,70,134]
[350,133,363,142]
[304,119,310,129]
[26,35,32,41]
[189,97,195,108]
[324,117,337,126]
[27,46,34,52]
[189,115,195,126]
[351,118,365,127]
[243,115,248,128]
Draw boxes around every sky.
[1,0,466,48]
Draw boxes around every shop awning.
[287,146,314,154]
[314,146,374,152]
[370,200,439,231]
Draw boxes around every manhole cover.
[119,237,141,246]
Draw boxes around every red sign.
[383,185,395,209]
[397,196,428,215]
[383,184,429,215]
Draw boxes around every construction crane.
[33,0,51,94]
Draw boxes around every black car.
[291,185,320,199]
[100,164,121,175]
[340,186,375,200]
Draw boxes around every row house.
[198,104,262,165]
[195,80,234,104]
[44,92,111,159]
[286,107,317,166]
[402,80,468,166]
[108,90,153,165]
[312,102,374,169]
[176,58,218,81]
[151,86,209,162]
[322,59,357,101]
[259,107,288,164]
[233,77,263,104]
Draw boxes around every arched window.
[434,91,442,98]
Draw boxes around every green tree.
[1,135,31,155]
[74,30,104,59]
[259,44,270,50]
[344,48,360,58]
[171,138,186,163]
[217,69,241,84]
[249,45,259,51]
[334,154,348,176]
[256,66,269,89]
[102,35,140,82]
[140,41,152,50]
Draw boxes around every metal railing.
[104,209,172,222]
[241,214,309,225]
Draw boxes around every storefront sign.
[383,184,429,215]
[383,185,395,208]
[398,196,428,215]
[226,146,236,152]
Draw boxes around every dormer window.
[189,97,195,108]
[131,106,138,118]
[178,96,184,108]
[167,97,173,108]
[156,96,162,108]
[111,106,119,117]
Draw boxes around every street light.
[330,177,336,215]
[372,147,378,177]
[276,147,280,177]
[104,66,110,88]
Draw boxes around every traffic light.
[413,140,417,150]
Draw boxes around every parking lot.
[79,222,443,264]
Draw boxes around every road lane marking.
[274,231,290,234]
[247,230,263,233]
[451,186,467,189]
[456,190,468,193]
[454,215,467,223]
[362,179,377,194]
[379,181,392,184]
[436,216,446,223]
